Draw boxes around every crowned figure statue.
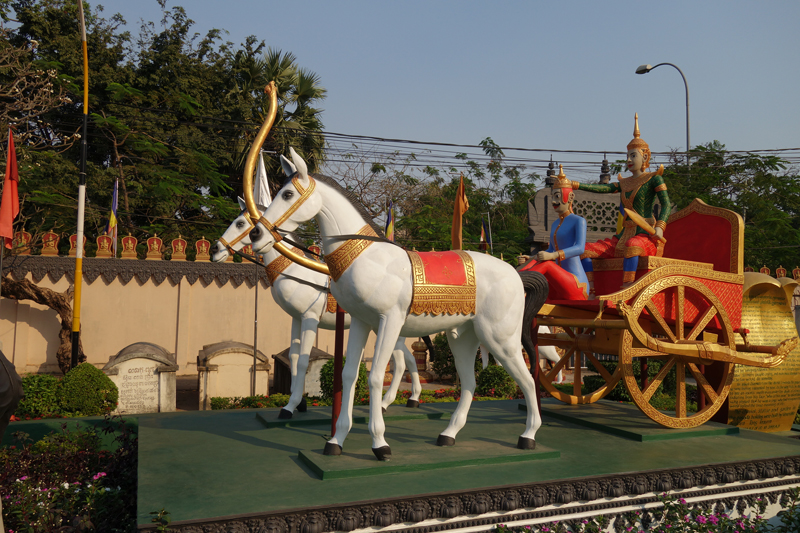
[519,165,588,300]
[576,114,671,290]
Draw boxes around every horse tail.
[421,335,435,360]
[519,271,548,359]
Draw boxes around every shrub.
[319,357,368,402]
[58,363,119,416]
[17,374,62,418]
[476,364,518,398]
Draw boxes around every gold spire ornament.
[626,113,651,170]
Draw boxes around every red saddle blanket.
[407,250,476,316]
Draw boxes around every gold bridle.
[242,82,330,275]
[218,212,255,251]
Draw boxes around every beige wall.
[0,273,389,376]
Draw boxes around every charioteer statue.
[575,114,671,292]
[519,165,589,300]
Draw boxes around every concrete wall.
[0,267,389,376]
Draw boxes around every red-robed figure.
[519,165,588,301]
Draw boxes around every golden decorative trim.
[326,292,339,314]
[585,271,594,282]
[655,220,667,231]
[557,250,566,262]
[667,199,744,275]
[264,247,303,285]
[325,225,378,282]
[597,264,744,302]
[654,183,667,193]
[591,256,714,272]
[408,250,476,316]
[625,245,645,259]
[622,270,636,283]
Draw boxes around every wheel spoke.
[687,307,718,342]
[573,352,582,396]
[642,357,675,402]
[545,347,573,382]
[645,301,678,342]
[675,363,687,418]
[688,363,718,404]
[585,352,613,382]
[676,286,685,340]
[563,326,576,339]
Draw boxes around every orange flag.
[0,129,20,249]
[450,174,469,250]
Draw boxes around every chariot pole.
[70,1,90,369]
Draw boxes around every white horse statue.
[210,200,422,419]
[248,148,549,460]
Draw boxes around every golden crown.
[553,164,573,190]
[627,113,649,152]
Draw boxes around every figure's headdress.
[551,165,575,209]
[627,113,651,170]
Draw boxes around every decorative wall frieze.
[1,256,269,288]
[137,454,800,533]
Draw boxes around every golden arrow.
[624,208,667,243]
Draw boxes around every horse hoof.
[372,446,392,461]
[323,442,342,456]
[436,435,455,447]
[406,399,420,408]
[278,408,293,419]
[298,397,307,412]
[517,436,536,450]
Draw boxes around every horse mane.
[284,173,385,237]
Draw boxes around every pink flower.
[696,516,707,524]
[92,472,107,480]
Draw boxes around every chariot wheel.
[620,276,736,428]
[538,325,622,405]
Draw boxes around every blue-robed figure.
[519,165,588,300]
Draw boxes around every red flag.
[450,175,469,250]
[0,129,20,249]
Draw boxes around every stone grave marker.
[272,346,333,398]
[197,341,271,410]
[103,342,178,414]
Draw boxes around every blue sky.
[90,0,800,181]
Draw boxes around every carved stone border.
[136,454,800,532]
[2,256,269,288]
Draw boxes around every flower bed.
[0,416,137,532]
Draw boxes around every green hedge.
[16,374,62,418]
[319,357,368,402]
[58,363,118,416]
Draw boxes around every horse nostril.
[249,227,262,241]
[210,243,219,255]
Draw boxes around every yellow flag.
[451,175,469,250]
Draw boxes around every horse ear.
[289,147,309,186]
[256,203,268,213]
[237,196,246,211]
[280,155,297,177]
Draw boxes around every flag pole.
[71,1,90,369]
[485,211,494,255]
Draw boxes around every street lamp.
[636,63,690,166]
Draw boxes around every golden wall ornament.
[408,250,477,316]
[324,225,378,282]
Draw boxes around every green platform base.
[298,417,559,480]
[88,399,800,526]
[526,399,740,441]
[256,403,449,429]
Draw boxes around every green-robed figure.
[575,114,671,291]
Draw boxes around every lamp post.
[635,63,690,167]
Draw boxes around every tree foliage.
[1,0,326,256]
[663,142,800,269]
